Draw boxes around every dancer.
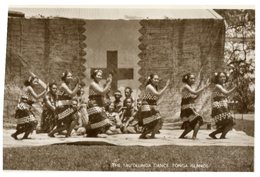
[86,70,111,137]
[179,73,209,140]
[139,74,169,139]
[11,73,47,140]
[38,82,58,133]
[48,71,81,137]
[209,72,236,139]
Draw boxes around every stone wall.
[138,19,225,121]
[4,17,86,123]
[4,17,225,125]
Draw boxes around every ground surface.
[3,129,254,148]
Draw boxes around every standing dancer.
[179,73,209,140]
[209,72,236,139]
[139,74,169,139]
[48,71,80,137]
[86,70,111,137]
[11,73,47,140]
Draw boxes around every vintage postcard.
[2,6,255,172]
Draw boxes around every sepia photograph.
[1,5,255,172]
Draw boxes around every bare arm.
[90,81,111,95]
[29,71,47,89]
[27,86,47,100]
[45,95,55,111]
[146,80,170,97]
[216,84,236,95]
[60,83,80,97]
[184,84,206,95]
[38,79,47,89]
[115,113,122,127]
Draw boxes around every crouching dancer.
[139,74,169,139]
[11,73,47,140]
[179,73,209,140]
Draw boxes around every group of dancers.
[11,69,236,140]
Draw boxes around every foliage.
[215,9,255,113]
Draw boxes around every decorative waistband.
[90,119,110,129]
[143,114,161,125]
[87,106,103,115]
[16,115,35,124]
[57,108,75,120]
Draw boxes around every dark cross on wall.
[91,51,134,91]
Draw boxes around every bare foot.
[139,135,148,139]
[192,136,198,140]
[209,133,217,139]
[179,136,187,139]
[11,133,18,140]
[48,133,55,138]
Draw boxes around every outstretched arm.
[28,86,47,100]
[184,79,210,95]
[216,84,236,95]
[90,76,112,95]
[29,71,47,89]
[147,80,170,97]
[60,83,80,97]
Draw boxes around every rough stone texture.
[4,17,225,128]
[138,19,225,121]
[4,17,86,122]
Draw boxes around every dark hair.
[49,82,57,89]
[114,90,122,96]
[24,76,37,87]
[212,72,228,84]
[182,73,193,84]
[125,86,133,93]
[91,69,102,82]
[61,71,70,82]
[146,74,158,91]
[136,98,142,103]
[76,87,84,96]
[125,97,133,103]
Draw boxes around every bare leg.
[48,125,67,137]
[139,126,153,139]
[179,122,192,139]
[209,126,225,139]
[66,120,77,137]
[220,123,233,139]
[150,120,162,138]
[11,129,24,140]
[22,131,31,139]
[192,123,200,140]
